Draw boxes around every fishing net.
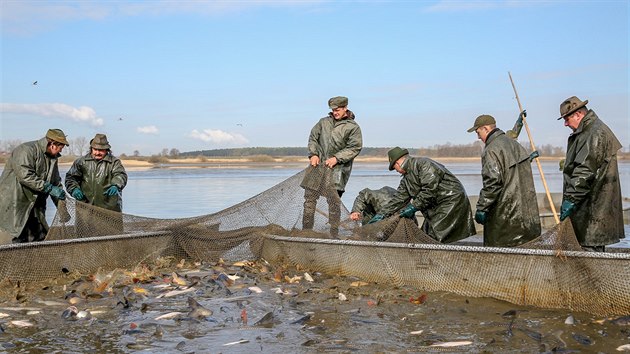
[0,165,628,316]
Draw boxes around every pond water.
[34,160,630,245]
[36,160,629,217]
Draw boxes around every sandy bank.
[1,155,566,171]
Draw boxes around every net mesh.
[1,165,628,316]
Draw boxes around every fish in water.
[610,315,630,326]
[572,333,592,345]
[187,297,212,319]
[62,306,78,319]
[254,312,275,327]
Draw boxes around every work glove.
[71,188,85,200]
[507,110,526,139]
[559,159,565,171]
[44,182,66,200]
[517,110,526,125]
[529,150,539,162]
[367,214,385,224]
[104,185,119,196]
[399,204,418,219]
[559,200,576,221]
[474,210,488,225]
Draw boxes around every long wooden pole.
[508,72,560,224]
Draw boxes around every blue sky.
[1,0,628,156]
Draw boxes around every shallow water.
[1,259,629,353]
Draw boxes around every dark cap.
[46,129,69,146]
[467,115,496,133]
[558,96,588,120]
[328,96,348,109]
[90,133,111,150]
[388,147,409,171]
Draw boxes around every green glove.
[44,182,66,200]
[507,110,526,139]
[104,185,119,196]
[560,200,576,221]
[399,204,418,219]
[517,110,526,125]
[529,150,539,162]
[474,210,487,225]
[71,188,85,200]
[559,159,565,171]
[368,214,385,224]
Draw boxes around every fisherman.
[350,186,397,225]
[369,147,476,243]
[557,96,624,252]
[301,96,362,238]
[0,129,69,244]
[467,114,541,247]
[65,133,128,236]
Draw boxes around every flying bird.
[118,117,124,121]
[236,123,243,126]
[32,81,38,85]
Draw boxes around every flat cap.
[328,96,348,109]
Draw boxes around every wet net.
[0,165,628,316]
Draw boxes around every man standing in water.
[65,133,128,236]
[467,114,540,247]
[369,147,476,244]
[557,96,624,252]
[302,96,362,238]
[0,129,69,244]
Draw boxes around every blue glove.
[44,182,66,200]
[474,210,487,225]
[529,150,539,162]
[399,204,418,219]
[560,200,576,221]
[104,185,119,196]
[71,188,85,200]
[367,214,385,224]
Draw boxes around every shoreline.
[0,156,567,171]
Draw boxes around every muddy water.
[0,258,628,353]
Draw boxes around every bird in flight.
[236,123,243,126]
[32,81,38,85]
[118,117,123,121]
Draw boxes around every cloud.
[137,125,159,135]
[190,129,248,145]
[0,103,104,126]
[1,1,320,36]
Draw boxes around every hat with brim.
[467,114,496,133]
[46,129,69,146]
[388,147,409,171]
[90,133,111,150]
[558,96,588,120]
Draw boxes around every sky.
[1,0,628,156]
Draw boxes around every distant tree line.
[180,142,569,158]
[181,147,309,157]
